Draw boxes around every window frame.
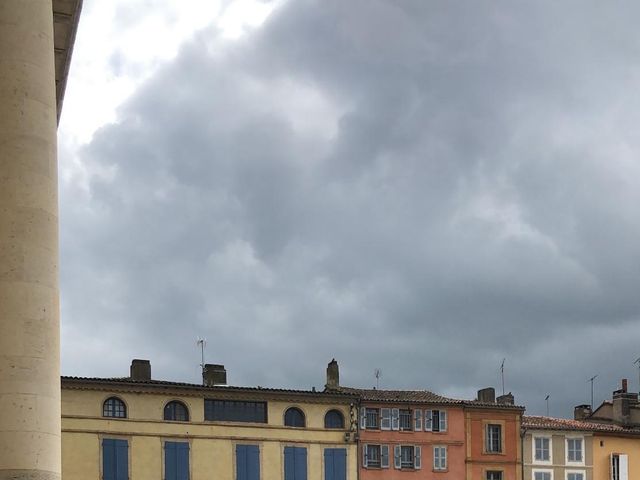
[324,409,345,429]
[164,400,190,422]
[102,396,127,419]
[532,469,553,480]
[486,470,503,480]
[433,445,447,471]
[365,444,382,468]
[284,407,306,428]
[100,436,130,480]
[532,435,552,465]
[163,439,191,480]
[565,470,585,480]
[236,443,261,480]
[399,408,413,431]
[204,399,268,423]
[425,409,448,432]
[483,422,504,454]
[565,436,584,466]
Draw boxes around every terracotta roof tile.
[523,415,640,435]
[336,387,463,404]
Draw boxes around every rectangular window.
[284,447,307,480]
[365,445,381,468]
[611,453,628,480]
[366,408,380,430]
[399,409,412,431]
[393,445,421,470]
[567,473,584,480]
[165,441,189,480]
[204,400,267,423]
[485,424,502,453]
[567,438,583,463]
[425,410,447,432]
[324,448,346,480]
[400,446,414,469]
[433,446,447,471]
[534,471,552,480]
[486,471,503,480]
[102,439,128,480]
[236,445,260,480]
[534,437,550,462]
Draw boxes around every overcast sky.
[58,0,640,418]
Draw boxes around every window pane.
[324,410,344,429]
[205,399,267,423]
[285,408,305,427]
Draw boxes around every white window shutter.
[391,408,400,431]
[414,409,422,431]
[414,446,421,469]
[381,445,389,469]
[363,444,368,468]
[381,408,391,430]
[394,445,401,469]
[360,408,367,430]
[442,446,447,469]
[620,454,629,480]
[425,410,433,431]
[440,410,447,432]
[610,454,615,480]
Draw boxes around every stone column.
[0,1,61,480]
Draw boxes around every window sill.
[433,469,448,473]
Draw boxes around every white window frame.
[424,409,448,432]
[433,445,447,471]
[565,436,584,466]
[565,470,585,480]
[532,469,553,480]
[532,435,552,465]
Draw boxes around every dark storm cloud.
[61,0,640,416]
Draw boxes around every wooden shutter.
[237,445,259,480]
[295,447,307,480]
[424,410,433,431]
[103,439,116,480]
[362,445,368,468]
[442,446,447,469]
[237,445,247,480]
[620,454,629,480]
[116,440,128,480]
[394,445,401,469]
[414,409,422,431]
[381,408,391,430]
[176,443,189,480]
[360,408,367,430]
[165,442,177,480]
[440,410,447,432]
[285,447,295,480]
[324,448,346,480]
[381,445,389,469]
[391,408,400,431]
[414,446,421,470]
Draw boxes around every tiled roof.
[336,387,464,404]
[523,415,640,435]
[61,376,357,399]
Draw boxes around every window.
[284,446,307,480]
[566,438,583,463]
[566,472,584,480]
[533,471,552,480]
[236,445,260,480]
[365,408,380,429]
[324,449,347,480]
[364,445,381,468]
[164,441,189,480]
[534,437,551,463]
[324,410,345,429]
[284,408,305,427]
[393,445,421,470]
[433,446,447,471]
[486,471,503,480]
[103,397,126,418]
[399,409,412,431]
[164,401,189,421]
[425,409,447,432]
[102,439,128,480]
[611,453,628,480]
[485,424,502,453]
[204,399,267,423]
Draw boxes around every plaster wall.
[523,431,592,480]
[592,435,640,480]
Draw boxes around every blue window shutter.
[294,447,307,480]
[115,440,128,480]
[103,439,116,480]
[284,447,295,480]
[237,445,247,480]
[334,449,346,480]
[324,449,334,480]
[247,446,260,480]
[165,442,177,480]
[177,443,189,480]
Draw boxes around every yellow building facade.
[61,361,359,480]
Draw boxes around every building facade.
[61,360,359,480]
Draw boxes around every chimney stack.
[203,364,227,386]
[612,378,638,426]
[574,404,592,421]
[497,392,514,405]
[477,387,496,403]
[130,359,151,381]
[326,359,339,390]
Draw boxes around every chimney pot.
[130,359,151,381]
[203,364,227,386]
[497,393,514,405]
[622,379,628,393]
[477,387,496,403]
[574,404,592,420]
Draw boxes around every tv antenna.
[634,358,640,393]
[374,369,382,389]
[545,394,550,416]
[588,374,598,409]
[500,359,506,395]
[196,337,207,383]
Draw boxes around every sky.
[58,0,640,418]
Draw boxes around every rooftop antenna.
[374,368,382,389]
[545,395,550,416]
[196,337,207,384]
[588,374,598,409]
[634,358,640,393]
[500,358,506,395]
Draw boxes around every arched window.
[324,409,345,429]
[284,407,305,427]
[103,397,126,418]
[164,401,189,421]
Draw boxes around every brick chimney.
[574,404,592,420]
[613,378,638,426]
[130,359,151,381]
[203,364,227,386]
[477,387,496,403]
[326,359,339,390]
[497,392,514,405]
